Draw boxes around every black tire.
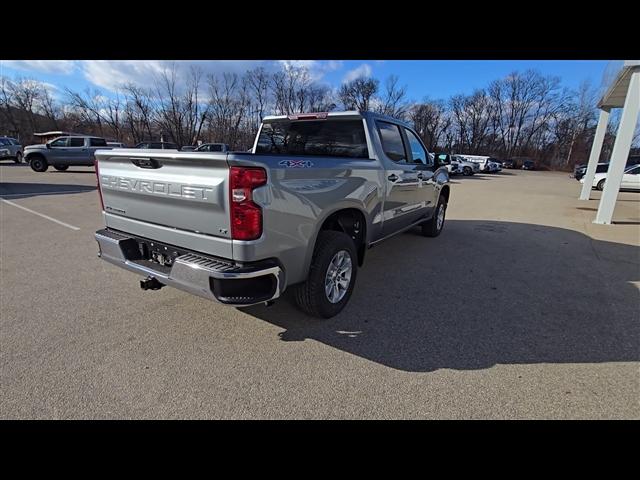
[14,152,22,164]
[421,194,447,237]
[29,155,48,172]
[53,164,69,171]
[597,179,605,191]
[293,230,358,319]
[463,166,472,176]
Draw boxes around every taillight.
[94,158,104,211]
[229,166,267,240]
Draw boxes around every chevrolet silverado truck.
[24,135,111,172]
[94,111,450,318]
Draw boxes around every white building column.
[579,108,610,200]
[594,69,640,224]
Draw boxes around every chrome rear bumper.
[95,229,283,306]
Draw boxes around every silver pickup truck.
[94,111,450,318]
[24,135,111,172]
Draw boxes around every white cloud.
[1,60,347,96]
[1,60,76,75]
[343,63,372,83]
[78,60,346,94]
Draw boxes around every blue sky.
[0,60,611,102]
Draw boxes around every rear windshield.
[255,119,369,159]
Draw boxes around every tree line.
[1,63,636,170]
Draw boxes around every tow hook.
[140,276,164,291]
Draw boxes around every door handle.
[388,174,399,182]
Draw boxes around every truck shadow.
[0,182,96,199]
[243,220,640,372]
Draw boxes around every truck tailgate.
[96,149,232,256]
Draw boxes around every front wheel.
[14,152,23,164]
[421,195,447,237]
[53,165,69,171]
[463,166,472,176]
[29,156,48,172]
[293,231,358,319]
[597,179,605,191]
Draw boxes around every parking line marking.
[0,198,80,231]
[0,190,94,198]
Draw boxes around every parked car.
[574,162,609,181]
[195,143,229,153]
[134,141,179,150]
[522,160,536,170]
[435,154,477,176]
[434,153,460,175]
[459,155,491,172]
[94,111,451,318]
[581,164,640,191]
[24,136,112,172]
[0,137,23,163]
[486,158,502,173]
[502,159,516,169]
[574,155,640,180]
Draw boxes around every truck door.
[66,137,88,164]
[47,137,70,162]
[376,121,428,235]
[87,137,108,164]
[403,127,438,218]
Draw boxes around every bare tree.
[246,67,271,127]
[338,77,379,111]
[410,100,450,151]
[376,75,408,119]
[123,83,155,143]
[0,76,21,136]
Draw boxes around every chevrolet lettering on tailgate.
[100,176,215,201]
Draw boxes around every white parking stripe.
[0,198,80,231]
[0,190,94,198]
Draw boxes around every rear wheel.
[53,165,69,171]
[14,152,23,164]
[597,179,605,191]
[29,156,48,172]
[294,231,358,319]
[463,166,472,176]
[421,195,447,237]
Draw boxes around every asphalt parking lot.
[1,162,639,419]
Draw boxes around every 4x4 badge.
[279,159,313,168]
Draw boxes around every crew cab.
[94,111,451,318]
[24,136,111,172]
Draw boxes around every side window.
[69,137,85,147]
[50,138,68,147]
[376,121,407,163]
[90,138,107,147]
[210,144,222,152]
[404,129,430,166]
